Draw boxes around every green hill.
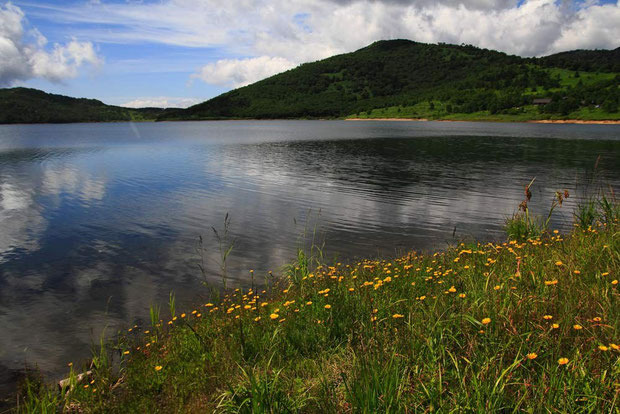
[0,88,173,124]
[2,41,618,124]
[161,40,620,122]
[536,48,620,72]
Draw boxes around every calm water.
[0,120,619,396]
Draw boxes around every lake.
[0,120,619,397]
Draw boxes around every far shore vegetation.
[160,40,620,123]
[14,184,619,412]
[2,40,619,125]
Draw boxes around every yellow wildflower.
[155,365,163,371]
[324,304,332,309]
[557,358,569,365]
[526,353,538,360]
[270,313,279,320]
[481,317,491,325]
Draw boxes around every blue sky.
[2,0,619,108]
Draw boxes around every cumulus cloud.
[0,3,101,86]
[551,1,620,52]
[18,0,620,88]
[120,96,202,108]
[325,0,520,10]
[191,56,296,88]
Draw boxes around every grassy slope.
[162,40,620,122]
[348,102,620,122]
[2,43,618,124]
[349,67,620,121]
[19,217,619,412]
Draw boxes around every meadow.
[348,101,620,122]
[16,192,619,413]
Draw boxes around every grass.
[347,101,544,122]
[347,68,620,123]
[546,68,617,91]
[14,206,620,412]
[347,102,620,122]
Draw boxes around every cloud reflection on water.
[0,121,618,396]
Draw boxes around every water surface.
[0,120,618,397]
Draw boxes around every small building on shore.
[532,98,552,105]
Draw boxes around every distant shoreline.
[345,117,429,122]
[528,119,620,125]
[2,118,620,126]
[345,117,620,125]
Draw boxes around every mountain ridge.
[0,87,178,124]
[1,40,619,124]
[160,39,620,121]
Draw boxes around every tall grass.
[15,195,619,413]
[574,156,619,229]
[505,178,570,241]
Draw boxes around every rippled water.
[0,120,619,397]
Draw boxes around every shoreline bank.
[528,119,620,125]
[345,117,620,124]
[15,219,619,412]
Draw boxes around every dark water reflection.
[0,120,618,397]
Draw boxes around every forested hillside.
[161,40,620,121]
[0,88,173,124]
[2,40,618,124]
[534,48,620,72]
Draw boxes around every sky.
[1,0,619,108]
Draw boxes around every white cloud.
[551,2,620,52]
[16,0,620,88]
[42,166,106,202]
[191,56,296,88]
[0,180,47,258]
[120,96,202,108]
[0,3,102,86]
